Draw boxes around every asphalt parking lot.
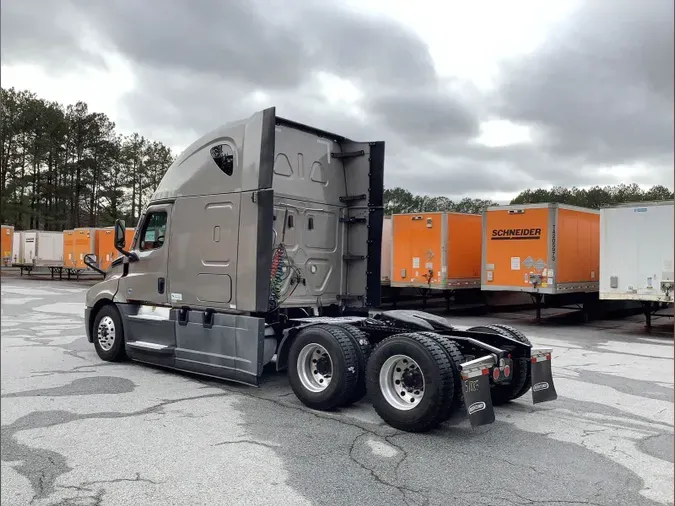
[1,277,673,506]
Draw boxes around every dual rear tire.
[287,325,467,432]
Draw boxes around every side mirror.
[114,220,126,249]
[84,253,105,275]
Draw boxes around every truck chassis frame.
[86,304,557,433]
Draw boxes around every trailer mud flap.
[530,348,558,404]
[459,355,496,428]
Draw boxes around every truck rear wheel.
[366,332,454,433]
[92,304,127,362]
[287,324,359,411]
[467,325,529,406]
[334,325,372,407]
[416,332,466,421]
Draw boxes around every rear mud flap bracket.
[530,348,558,404]
[459,355,496,428]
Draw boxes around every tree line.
[1,87,672,230]
[384,183,673,215]
[1,87,174,231]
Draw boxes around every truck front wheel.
[287,324,360,411]
[92,304,127,362]
[366,333,454,433]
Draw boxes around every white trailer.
[34,231,64,266]
[20,231,36,265]
[599,200,674,327]
[18,230,64,276]
[12,232,21,265]
[381,215,392,285]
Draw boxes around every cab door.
[118,203,176,351]
[121,204,172,305]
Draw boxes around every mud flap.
[459,355,496,428]
[530,348,558,404]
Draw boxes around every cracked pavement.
[1,277,673,506]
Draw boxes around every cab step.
[127,341,175,355]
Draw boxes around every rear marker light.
[481,368,489,376]
[531,357,536,364]
[545,353,551,360]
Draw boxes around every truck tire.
[287,324,360,411]
[92,304,127,362]
[334,324,372,406]
[366,332,454,433]
[488,324,532,400]
[416,332,466,421]
[467,325,529,406]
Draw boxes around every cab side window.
[210,144,234,176]
[139,211,168,251]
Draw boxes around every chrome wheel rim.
[297,343,333,393]
[97,316,116,351]
[379,354,425,411]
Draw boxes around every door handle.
[158,277,165,294]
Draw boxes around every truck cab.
[84,107,557,434]
[84,106,385,386]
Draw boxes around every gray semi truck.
[83,107,558,432]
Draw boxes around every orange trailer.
[1,225,14,266]
[63,230,76,268]
[71,228,97,270]
[95,228,117,271]
[481,203,599,295]
[391,211,482,290]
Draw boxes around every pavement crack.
[31,364,114,378]
[348,432,429,506]
[81,472,160,487]
[213,439,279,450]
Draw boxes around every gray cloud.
[0,0,104,71]
[1,0,672,199]
[495,0,673,167]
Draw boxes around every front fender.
[84,275,122,343]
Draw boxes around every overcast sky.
[1,0,672,202]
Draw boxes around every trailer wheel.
[416,332,465,421]
[366,332,454,433]
[467,325,529,406]
[287,324,360,411]
[92,304,127,362]
[334,325,372,406]
[488,324,532,400]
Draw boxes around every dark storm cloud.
[68,0,438,90]
[495,0,674,167]
[1,0,672,198]
[0,0,104,70]
[366,88,480,146]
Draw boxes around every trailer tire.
[287,324,360,411]
[334,325,372,406]
[416,332,465,421]
[366,332,454,433]
[488,324,532,400]
[92,304,127,362]
[467,325,529,406]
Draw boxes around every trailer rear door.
[483,206,550,290]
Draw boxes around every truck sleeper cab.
[84,107,558,433]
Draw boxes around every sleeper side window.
[139,211,168,251]
[210,144,234,176]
